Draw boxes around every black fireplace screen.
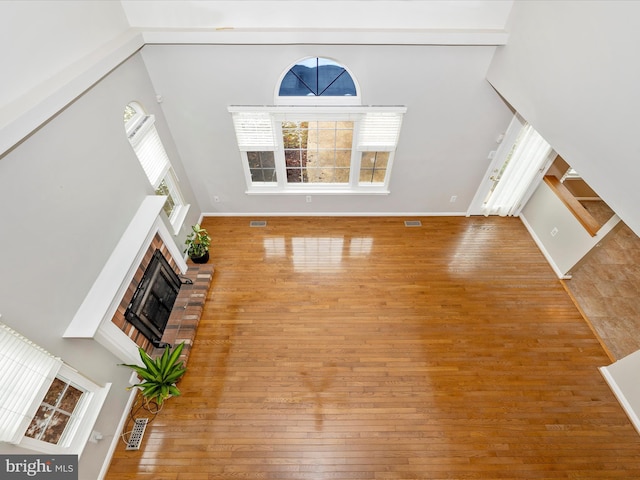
[125,249,181,345]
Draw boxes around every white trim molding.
[64,196,186,363]
[0,24,506,159]
[600,349,640,437]
[0,31,144,157]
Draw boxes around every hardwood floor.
[105,216,640,479]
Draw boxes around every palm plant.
[121,342,187,407]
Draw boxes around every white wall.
[0,53,200,479]
[520,181,619,277]
[0,1,129,109]
[601,350,640,436]
[487,0,640,237]
[141,43,514,215]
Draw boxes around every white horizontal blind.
[0,322,62,444]
[357,112,404,151]
[232,112,277,151]
[482,123,554,217]
[128,115,171,188]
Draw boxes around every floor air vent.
[126,418,148,450]
[250,220,267,227]
[404,220,422,227]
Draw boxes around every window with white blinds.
[228,106,406,193]
[0,321,111,454]
[124,102,189,233]
[357,112,404,152]
[481,120,555,217]
[128,115,171,188]
[0,322,62,444]
[232,112,278,151]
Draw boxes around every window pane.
[282,122,307,148]
[285,150,302,168]
[287,168,303,183]
[247,151,261,169]
[305,167,330,183]
[59,385,83,413]
[317,128,335,146]
[42,378,66,406]
[251,170,265,182]
[155,179,176,218]
[25,377,85,446]
[278,58,357,97]
[40,411,70,444]
[317,150,335,167]
[359,152,389,184]
[123,105,137,123]
[282,120,352,185]
[316,121,335,130]
[372,169,387,182]
[336,150,352,167]
[336,130,353,149]
[261,153,275,169]
[247,151,277,183]
[25,405,51,440]
[334,168,351,183]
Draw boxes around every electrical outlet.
[213,195,220,203]
[306,195,312,203]
[551,227,558,237]
[450,195,457,203]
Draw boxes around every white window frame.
[274,57,361,107]
[0,321,110,456]
[229,105,406,195]
[125,103,190,234]
[156,170,189,230]
[20,365,111,456]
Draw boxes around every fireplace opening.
[125,250,182,347]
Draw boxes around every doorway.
[467,114,555,216]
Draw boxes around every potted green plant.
[120,342,187,409]
[184,223,211,263]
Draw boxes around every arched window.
[124,102,188,232]
[276,57,360,105]
[231,57,404,194]
[279,57,357,97]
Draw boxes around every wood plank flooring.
[105,216,640,479]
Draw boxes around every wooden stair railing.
[543,175,601,236]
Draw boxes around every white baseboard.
[600,366,640,437]
[97,388,138,480]
[518,214,571,279]
[200,211,469,217]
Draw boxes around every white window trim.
[229,105,406,195]
[159,169,191,234]
[0,322,62,445]
[274,56,362,106]
[125,103,189,233]
[0,320,111,456]
[19,366,111,457]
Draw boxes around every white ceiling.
[120,0,514,31]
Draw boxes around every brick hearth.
[150,261,214,365]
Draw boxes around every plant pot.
[190,251,209,264]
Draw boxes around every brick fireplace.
[111,233,213,361]
[63,196,212,365]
